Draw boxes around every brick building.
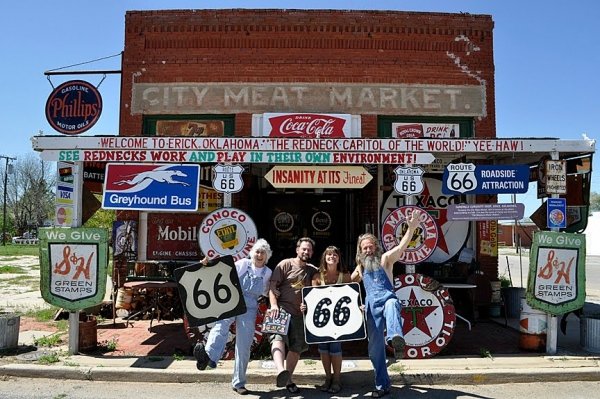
[118,9,499,279]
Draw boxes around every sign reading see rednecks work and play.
[39,227,108,311]
[527,231,586,315]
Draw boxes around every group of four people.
[193,209,422,397]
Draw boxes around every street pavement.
[2,249,600,386]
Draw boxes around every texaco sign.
[394,273,456,359]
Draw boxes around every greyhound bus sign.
[102,163,200,211]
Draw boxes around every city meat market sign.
[131,83,485,116]
[526,231,586,315]
[264,166,372,188]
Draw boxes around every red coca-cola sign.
[45,80,102,135]
[265,113,349,138]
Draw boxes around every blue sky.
[2,0,598,218]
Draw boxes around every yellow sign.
[264,166,372,189]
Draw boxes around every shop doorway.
[259,191,355,270]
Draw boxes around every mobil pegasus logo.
[102,163,200,211]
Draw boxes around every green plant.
[479,347,494,359]
[63,361,79,367]
[38,352,60,364]
[173,353,185,361]
[0,265,26,274]
[499,275,512,288]
[388,364,407,373]
[97,338,118,352]
[0,245,39,256]
[34,333,63,347]
[23,306,60,322]
[303,359,317,365]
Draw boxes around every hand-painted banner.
[41,149,435,165]
[265,165,372,188]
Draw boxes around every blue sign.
[442,163,529,195]
[547,198,567,229]
[102,163,200,211]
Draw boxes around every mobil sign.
[102,163,200,211]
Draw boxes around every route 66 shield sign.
[174,255,246,327]
[443,163,477,194]
[394,166,425,195]
[212,164,244,194]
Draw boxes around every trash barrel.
[580,314,600,354]
[502,287,525,318]
[519,298,547,352]
[0,313,20,350]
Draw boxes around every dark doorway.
[259,191,352,270]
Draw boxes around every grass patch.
[388,364,407,373]
[24,307,60,322]
[34,333,64,347]
[0,245,39,256]
[38,352,60,365]
[479,347,494,359]
[97,338,118,353]
[5,275,37,285]
[173,353,185,361]
[0,265,26,274]
[303,359,317,365]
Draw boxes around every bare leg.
[271,340,287,374]
[285,350,300,379]
[318,352,332,390]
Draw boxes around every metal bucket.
[502,287,525,318]
[519,298,547,352]
[0,313,20,350]
[580,314,600,354]
[78,314,97,352]
[116,288,133,309]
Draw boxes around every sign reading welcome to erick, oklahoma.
[45,80,103,135]
[102,163,200,211]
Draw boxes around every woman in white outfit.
[194,239,273,395]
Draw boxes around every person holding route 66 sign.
[191,239,273,396]
[301,246,357,394]
[350,209,422,398]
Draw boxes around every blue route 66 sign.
[174,255,246,327]
[302,283,365,344]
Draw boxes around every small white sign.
[545,160,567,195]
[212,164,244,194]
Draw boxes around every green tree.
[590,191,600,212]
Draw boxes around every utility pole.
[2,155,16,246]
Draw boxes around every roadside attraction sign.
[527,231,586,315]
[442,163,529,195]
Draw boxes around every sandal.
[371,388,390,398]
[286,383,300,393]
[328,381,342,394]
[276,370,290,388]
[318,377,331,392]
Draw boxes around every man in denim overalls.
[351,209,421,398]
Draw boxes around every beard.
[361,254,381,273]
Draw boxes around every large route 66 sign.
[443,163,477,194]
[212,164,244,194]
[302,283,365,344]
[394,166,425,195]
[174,255,246,327]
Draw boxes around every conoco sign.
[45,80,102,135]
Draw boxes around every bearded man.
[351,209,421,398]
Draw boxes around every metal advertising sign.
[545,160,567,195]
[442,163,529,195]
[547,198,567,229]
[45,80,102,135]
[527,231,586,315]
[174,256,246,327]
[262,113,353,138]
[302,283,366,344]
[393,166,425,195]
[264,165,372,189]
[381,178,469,264]
[198,208,258,261]
[394,273,456,359]
[39,227,108,311]
[146,213,203,260]
[102,163,200,211]
[381,205,438,265]
[392,122,459,138]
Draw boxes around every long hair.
[318,246,345,283]
[355,233,382,267]
[250,238,272,263]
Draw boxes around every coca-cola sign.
[264,113,351,138]
[45,80,102,135]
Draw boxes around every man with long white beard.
[351,209,421,398]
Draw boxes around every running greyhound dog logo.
[114,169,190,188]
